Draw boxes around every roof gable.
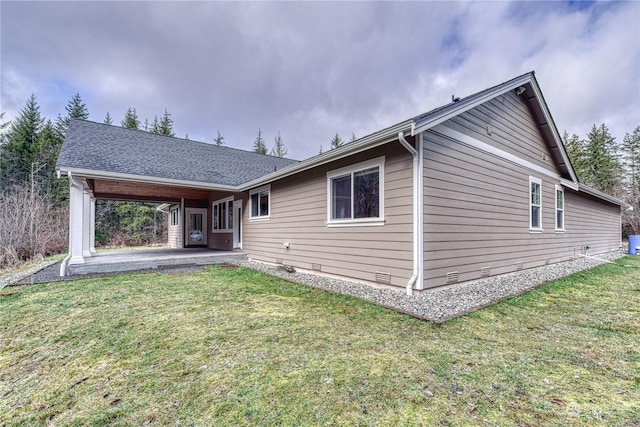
[411,71,578,184]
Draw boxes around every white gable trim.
[411,75,532,136]
[431,124,570,184]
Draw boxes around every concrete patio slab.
[66,248,246,276]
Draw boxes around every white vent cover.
[275,258,283,264]
[311,263,322,271]
[481,267,490,277]
[375,272,391,284]
[516,262,524,271]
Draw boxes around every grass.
[1,258,639,426]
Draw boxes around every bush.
[0,186,67,269]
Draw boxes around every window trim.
[555,185,565,232]
[212,196,234,232]
[170,206,179,226]
[249,184,271,221]
[529,176,542,232]
[326,156,385,227]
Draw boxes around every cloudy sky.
[2,1,639,160]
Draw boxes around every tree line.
[563,124,640,236]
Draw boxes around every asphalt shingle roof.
[56,120,299,187]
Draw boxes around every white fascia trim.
[57,167,238,192]
[411,75,533,136]
[432,125,563,181]
[240,122,412,191]
[527,78,579,184]
[577,184,630,208]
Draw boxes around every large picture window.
[212,197,233,231]
[530,176,542,231]
[327,157,385,226]
[249,185,270,220]
[555,185,565,231]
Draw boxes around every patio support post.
[68,176,86,264]
[90,196,96,255]
[82,188,92,257]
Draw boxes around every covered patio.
[65,247,246,276]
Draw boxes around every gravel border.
[239,251,628,323]
[0,260,59,290]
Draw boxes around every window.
[555,185,564,231]
[327,157,385,226]
[212,197,233,231]
[170,207,179,226]
[530,177,542,230]
[249,185,270,220]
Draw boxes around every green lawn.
[1,259,639,426]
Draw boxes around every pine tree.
[1,94,44,188]
[104,112,113,125]
[270,131,287,157]
[621,126,640,234]
[253,129,267,154]
[330,132,343,149]
[158,109,174,136]
[582,123,622,195]
[56,93,89,137]
[149,116,160,134]
[214,130,224,146]
[562,130,585,180]
[319,145,323,154]
[349,132,356,143]
[121,107,140,129]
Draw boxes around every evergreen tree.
[158,109,174,136]
[121,107,140,129]
[143,117,150,132]
[562,130,585,180]
[319,145,323,155]
[55,92,89,137]
[270,131,287,157]
[214,130,224,146]
[330,132,343,149]
[1,94,44,188]
[582,123,622,195]
[104,112,113,125]
[253,128,267,154]
[349,132,356,143]
[149,116,160,134]
[621,126,640,234]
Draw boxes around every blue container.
[629,235,640,255]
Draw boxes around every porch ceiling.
[90,179,209,202]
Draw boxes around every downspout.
[398,131,420,295]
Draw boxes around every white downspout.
[398,131,420,295]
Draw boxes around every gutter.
[398,131,420,295]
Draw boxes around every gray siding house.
[56,71,628,294]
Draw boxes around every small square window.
[249,185,270,220]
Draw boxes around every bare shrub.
[0,186,68,269]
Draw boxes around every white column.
[82,189,92,257]
[68,177,85,264]
[90,196,96,255]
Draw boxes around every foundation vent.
[516,262,524,271]
[275,258,283,264]
[375,272,391,285]
[311,263,322,272]
[481,267,491,277]
[446,271,459,284]
[545,258,550,265]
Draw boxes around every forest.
[0,93,638,269]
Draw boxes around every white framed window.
[326,156,385,227]
[212,197,234,231]
[170,207,179,226]
[555,185,565,231]
[530,176,542,231]
[249,185,270,221]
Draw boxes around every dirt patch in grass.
[1,258,639,425]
